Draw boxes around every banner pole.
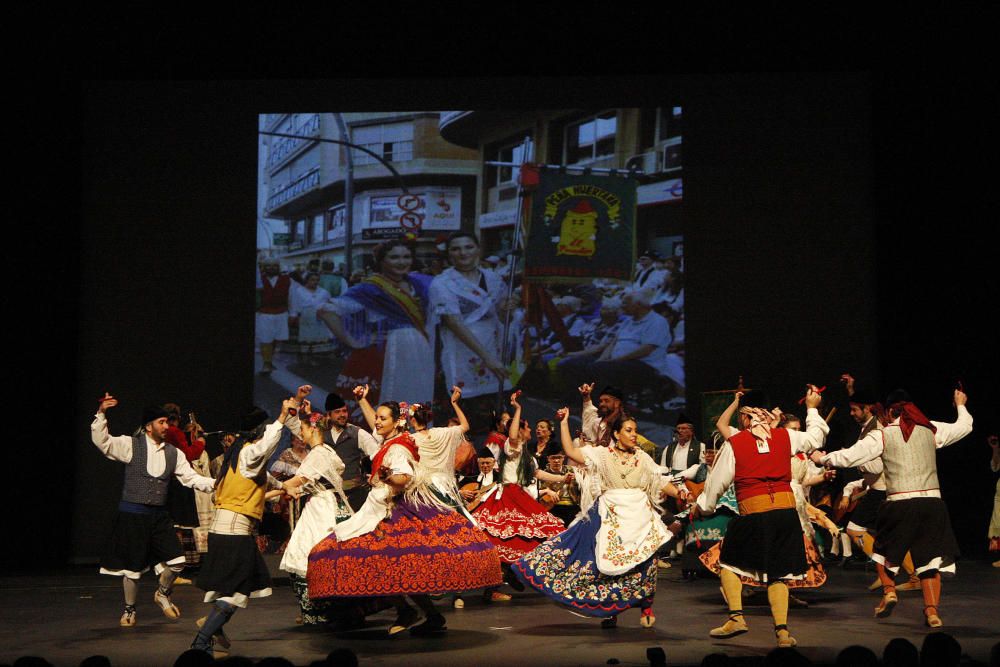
[497,135,533,412]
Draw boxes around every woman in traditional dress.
[278,412,353,625]
[307,392,502,636]
[290,272,333,361]
[318,239,434,405]
[470,393,570,566]
[990,435,1000,567]
[513,408,686,629]
[428,232,511,401]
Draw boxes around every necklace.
[611,445,640,479]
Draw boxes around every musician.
[537,448,581,527]
[812,387,973,628]
[692,387,828,648]
[455,448,513,605]
[658,414,707,564]
[91,396,218,628]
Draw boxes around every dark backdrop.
[16,65,996,569]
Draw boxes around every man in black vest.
[91,393,217,628]
[658,414,707,564]
[323,392,381,511]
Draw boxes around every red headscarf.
[875,402,936,442]
[368,431,420,484]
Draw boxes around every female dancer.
[513,408,685,628]
[278,411,353,625]
[470,392,568,565]
[307,393,502,636]
[318,239,434,405]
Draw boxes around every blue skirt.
[511,504,657,618]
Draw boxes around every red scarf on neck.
[368,431,420,484]
[875,401,936,442]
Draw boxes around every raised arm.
[353,384,377,433]
[558,407,586,466]
[715,391,742,440]
[449,385,470,433]
[508,390,524,446]
[90,392,135,462]
[788,385,828,454]
[930,389,973,448]
[579,382,599,444]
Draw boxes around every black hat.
[476,446,497,459]
[541,441,563,458]
[673,412,694,427]
[238,407,269,432]
[141,405,170,426]
[885,389,912,406]
[324,392,346,412]
[639,249,660,260]
[599,385,624,401]
[848,386,878,406]
[740,390,771,410]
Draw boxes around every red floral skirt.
[472,484,565,563]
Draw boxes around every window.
[290,219,306,243]
[352,122,414,166]
[564,111,617,165]
[309,214,324,245]
[658,106,683,142]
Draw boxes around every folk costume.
[695,401,828,647]
[818,393,973,627]
[190,408,298,654]
[279,431,353,625]
[307,431,502,634]
[319,273,435,405]
[91,406,216,627]
[513,442,673,622]
[428,266,511,399]
[470,440,566,563]
[990,450,1000,566]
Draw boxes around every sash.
[434,268,498,324]
[363,274,428,340]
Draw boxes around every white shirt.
[91,412,216,493]
[696,408,829,514]
[329,423,382,459]
[661,439,707,479]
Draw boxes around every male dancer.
[813,387,972,627]
[322,392,381,511]
[190,386,308,655]
[91,394,217,627]
[692,386,828,648]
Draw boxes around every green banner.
[524,170,637,283]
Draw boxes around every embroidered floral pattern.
[599,501,662,569]
[514,542,656,617]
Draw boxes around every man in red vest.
[257,260,291,374]
[691,386,827,648]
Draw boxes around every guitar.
[460,481,498,511]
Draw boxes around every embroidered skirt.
[307,497,502,598]
[471,483,566,563]
[511,503,658,618]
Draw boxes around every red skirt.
[700,533,827,589]
[472,484,565,563]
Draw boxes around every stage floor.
[2,560,997,666]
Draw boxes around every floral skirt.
[307,497,502,598]
[511,503,657,618]
[472,483,566,563]
[700,533,827,589]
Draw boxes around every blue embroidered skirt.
[511,503,657,618]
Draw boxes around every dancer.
[91,394,217,628]
[320,391,382,512]
[307,393,502,636]
[405,385,471,515]
[691,386,828,648]
[470,392,568,565]
[812,387,973,627]
[514,407,685,629]
[190,387,309,655]
[279,411,353,625]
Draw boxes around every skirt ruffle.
[472,483,565,563]
[511,504,657,618]
[307,498,502,598]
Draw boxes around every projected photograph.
[255,109,684,444]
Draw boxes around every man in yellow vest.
[191,385,310,655]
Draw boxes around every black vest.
[325,424,364,481]
[665,439,702,472]
[122,435,177,506]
